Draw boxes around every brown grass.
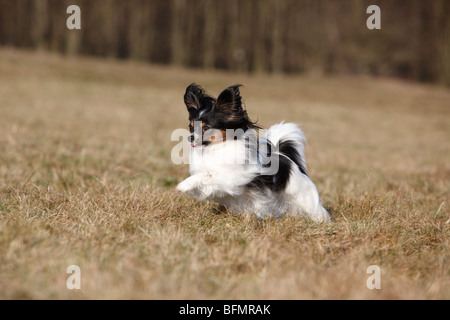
[0,48,449,299]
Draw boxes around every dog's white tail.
[263,122,331,222]
[263,122,308,175]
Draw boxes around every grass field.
[0,48,449,299]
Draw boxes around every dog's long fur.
[176,83,331,222]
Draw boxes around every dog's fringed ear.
[216,84,243,113]
[184,83,202,113]
[215,84,260,130]
[184,83,215,118]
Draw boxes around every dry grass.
[0,48,449,299]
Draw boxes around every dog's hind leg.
[284,168,331,222]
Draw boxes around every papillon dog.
[176,83,331,222]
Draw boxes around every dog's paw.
[176,173,213,193]
[176,178,197,194]
[176,176,216,200]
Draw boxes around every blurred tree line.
[0,0,449,84]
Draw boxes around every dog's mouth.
[190,140,201,148]
[189,129,222,148]
[191,139,212,148]
[189,134,208,148]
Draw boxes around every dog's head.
[183,83,259,147]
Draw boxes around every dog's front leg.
[176,172,216,200]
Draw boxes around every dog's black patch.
[246,156,292,193]
[246,139,307,193]
[279,140,308,176]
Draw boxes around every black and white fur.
[176,83,331,222]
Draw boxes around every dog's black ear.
[216,84,243,113]
[214,84,259,130]
[184,83,215,118]
[184,83,203,111]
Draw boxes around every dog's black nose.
[188,134,195,143]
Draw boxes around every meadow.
[0,48,449,299]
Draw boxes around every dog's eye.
[188,124,194,132]
[202,125,211,132]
